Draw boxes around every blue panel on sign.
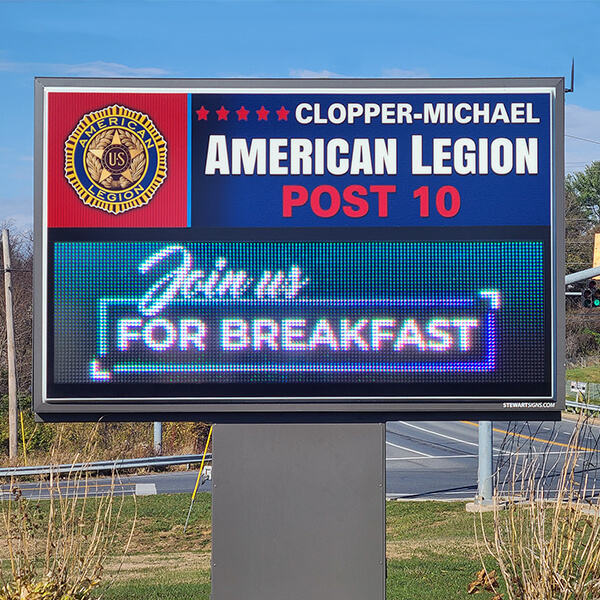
[190,92,551,228]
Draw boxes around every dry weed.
[479,416,600,600]
[0,427,136,599]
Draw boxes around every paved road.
[5,416,599,501]
[386,416,600,500]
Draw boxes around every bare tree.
[0,224,33,399]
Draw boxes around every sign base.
[211,422,385,600]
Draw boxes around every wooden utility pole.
[2,229,18,463]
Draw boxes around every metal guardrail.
[566,399,600,413]
[0,398,596,478]
[0,453,211,478]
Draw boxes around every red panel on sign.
[46,92,188,227]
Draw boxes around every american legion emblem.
[64,105,167,214]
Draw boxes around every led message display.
[52,238,541,386]
[34,78,564,418]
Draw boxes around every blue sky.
[1,0,599,229]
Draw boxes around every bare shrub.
[0,428,136,599]
[566,312,600,363]
[480,417,600,600]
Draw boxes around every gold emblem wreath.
[85,128,147,191]
[64,104,167,214]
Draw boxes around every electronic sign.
[34,78,565,420]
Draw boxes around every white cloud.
[0,197,32,231]
[380,68,430,78]
[566,104,600,174]
[288,69,344,79]
[288,67,430,79]
[0,60,169,77]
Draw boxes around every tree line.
[564,162,600,361]
[0,225,32,399]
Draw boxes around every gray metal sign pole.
[211,422,386,600]
[477,421,494,504]
[153,422,162,455]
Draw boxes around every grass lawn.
[566,364,600,383]
[91,494,497,600]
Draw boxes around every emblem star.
[196,106,210,120]
[89,130,142,184]
[236,106,250,121]
[276,106,290,121]
[216,106,230,121]
[256,106,270,121]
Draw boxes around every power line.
[566,134,600,145]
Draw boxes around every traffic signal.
[583,280,600,307]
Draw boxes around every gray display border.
[33,77,565,420]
